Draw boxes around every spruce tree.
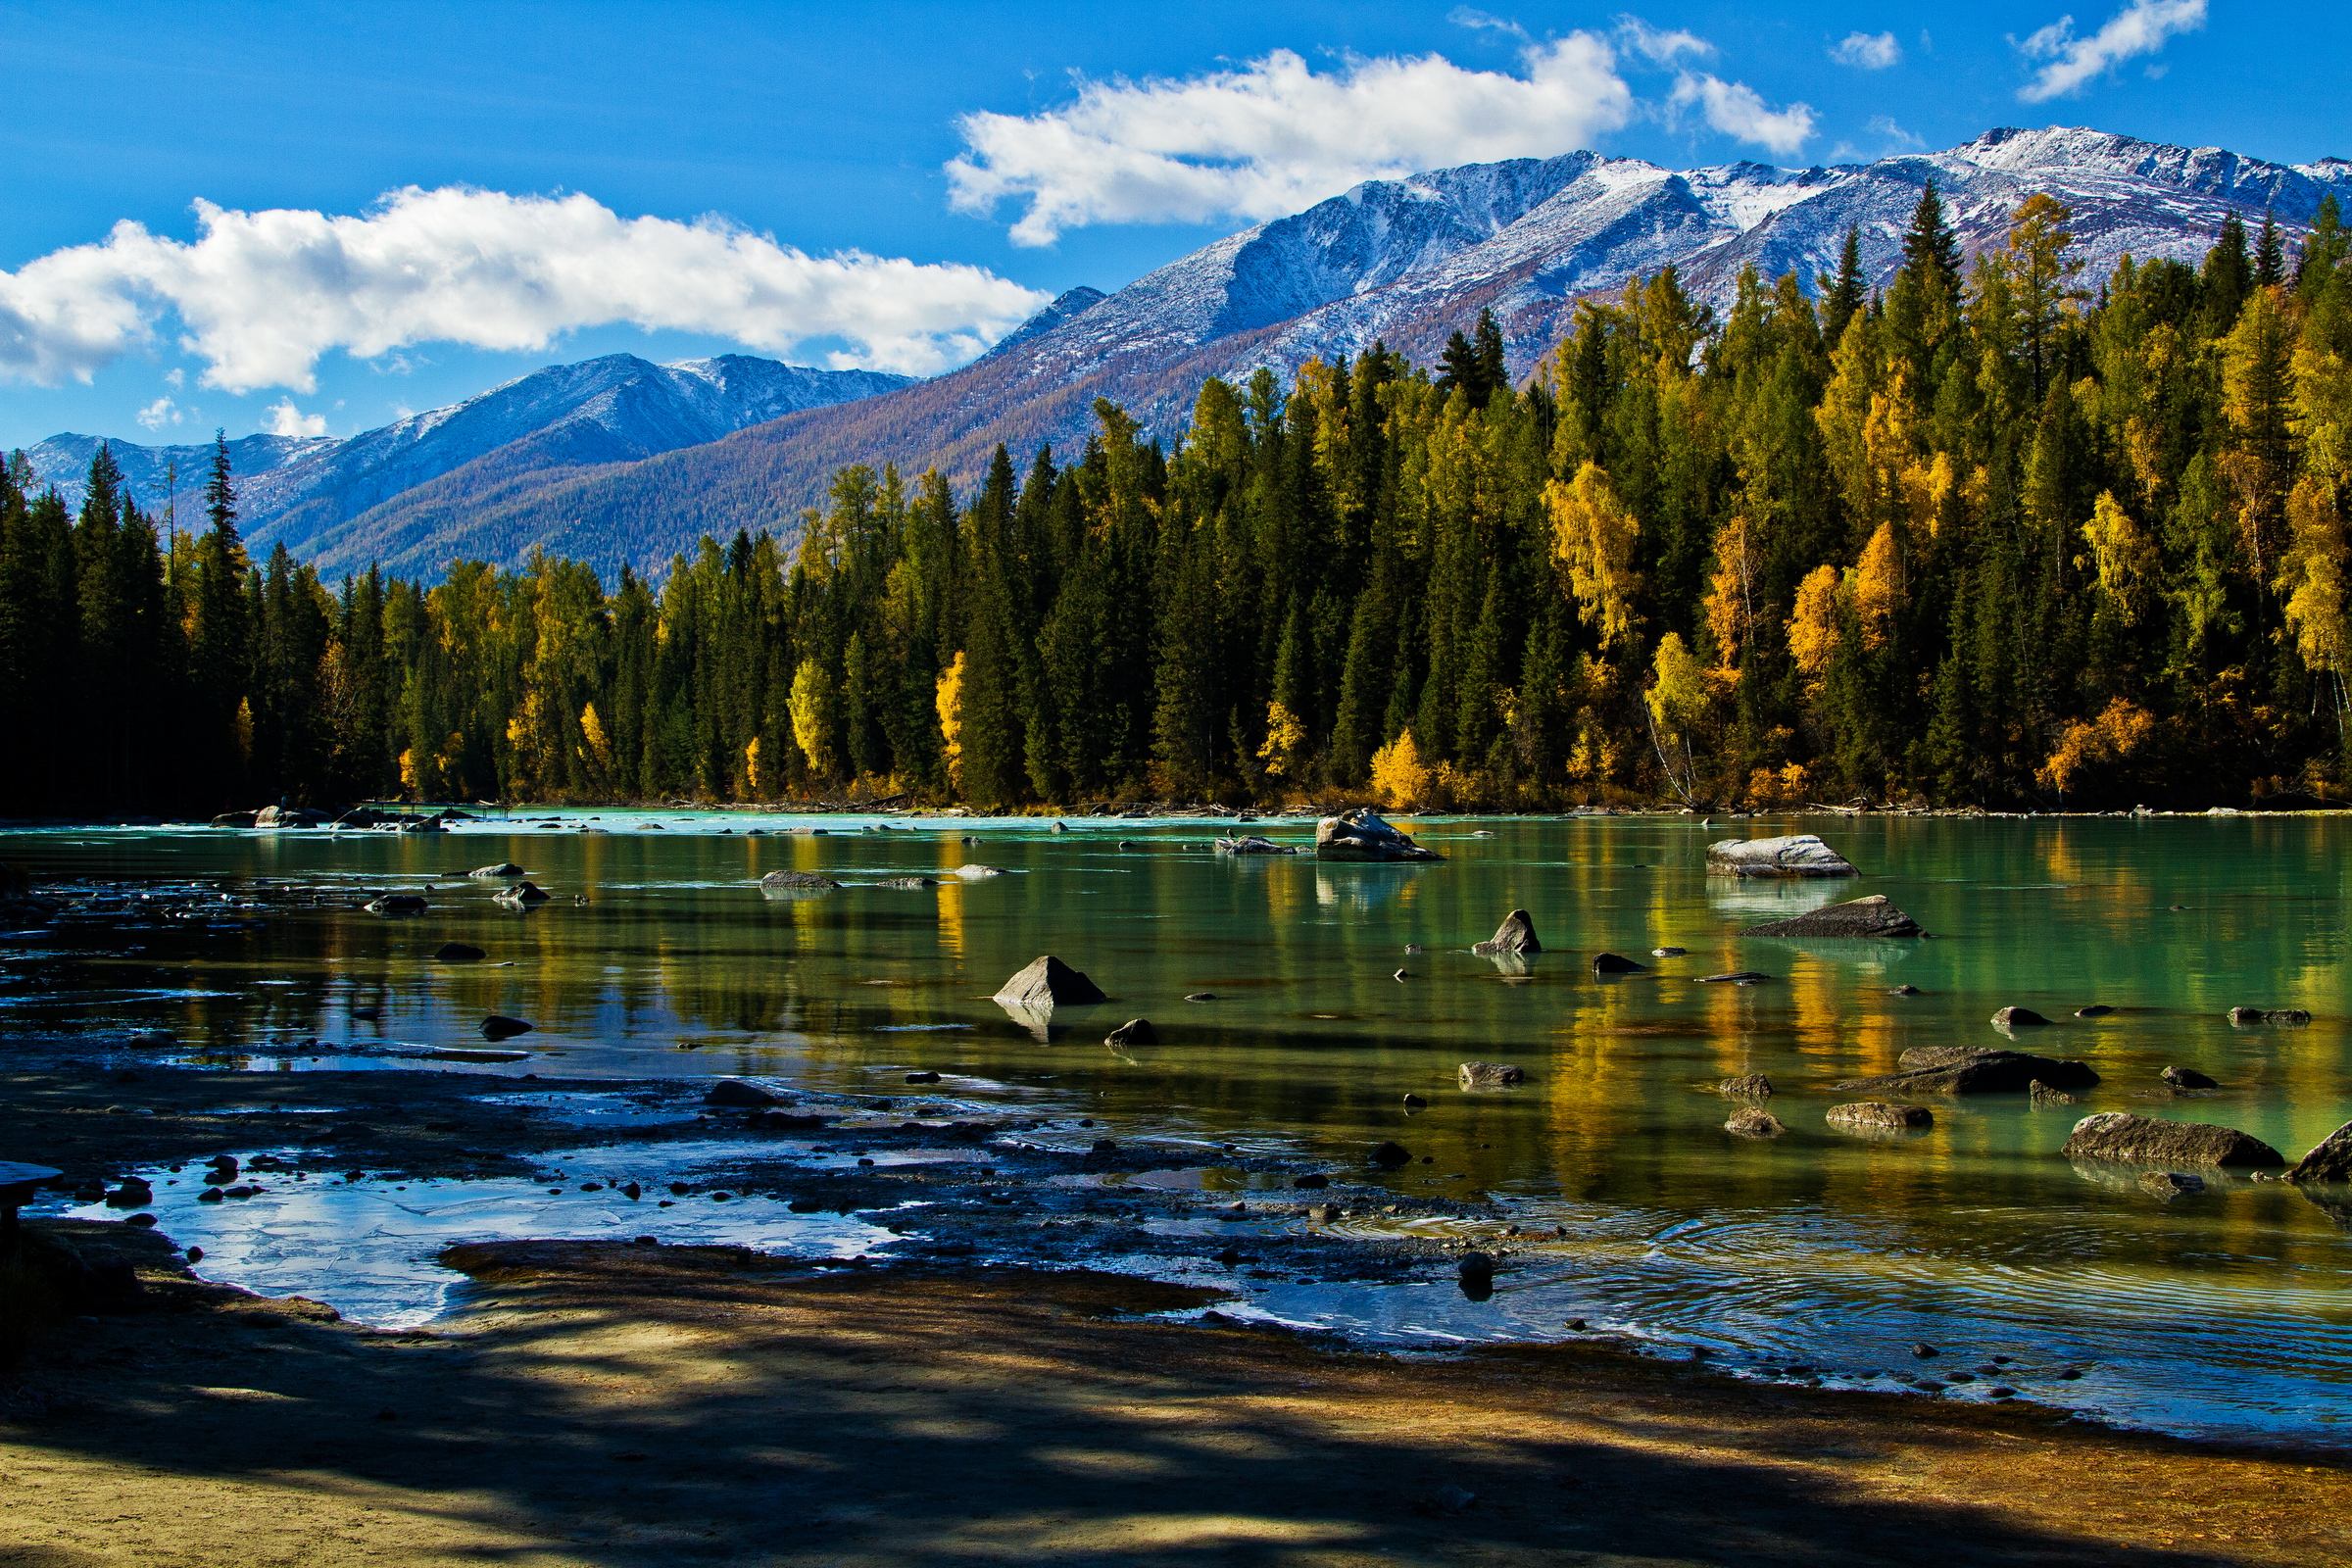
[1819,225,1866,347]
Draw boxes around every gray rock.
[1839,1047,2098,1096]
[1718,1074,1773,1100]
[1458,1061,1526,1090]
[1740,894,1921,939]
[1591,952,1646,975]
[468,862,525,879]
[2061,1111,2286,1169]
[871,875,938,890]
[994,956,1107,1011]
[1726,1106,1787,1139]
[2229,1005,2311,1026]
[760,869,841,894]
[1104,1018,1157,1047]
[1471,909,1541,956]
[2287,1119,2352,1185]
[1215,835,1295,856]
[254,805,329,828]
[1314,808,1442,862]
[1826,1102,1935,1135]
[2161,1065,2219,1091]
[494,879,551,907]
[1990,1005,2052,1029]
[1705,834,1857,879]
[952,864,1002,880]
[2029,1080,2079,1106]
[1695,970,1772,984]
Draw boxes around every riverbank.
[2,1219,2344,1568]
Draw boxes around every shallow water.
[7,809,2351,1440]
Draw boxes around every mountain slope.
[444,126,2348,578]
[21,354,908,574]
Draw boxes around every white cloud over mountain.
[2018,0,2206,102]
[1669,74,1817,157]
[948,38,1639,246]
[0,187,1050,392]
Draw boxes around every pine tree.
[2254,210,2286,288]
[1819,225,1866,347]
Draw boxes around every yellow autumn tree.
[934,650,965,790]
[580,701,613,783]
[2280,475,2352,689]
[743,734,762,796]
[1643,631,1708,804]
[1850,521,1904,650]
[1544,460,1641,648]
[1786,565,1844,693]
[2082,490,2160,624]
[1368,729,1431,809]
[2038,699,2158,796]
[1257,700,1305,779]
[788,659,834,780]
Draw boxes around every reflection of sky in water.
[49,1140,895,1330]
[8,810,2352,1443]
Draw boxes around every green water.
[6,810,2350,1441]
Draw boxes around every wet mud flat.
[5,1223,2350,1568]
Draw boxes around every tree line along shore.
[3,185,2349,819]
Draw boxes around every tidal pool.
[6,809,2349,1441]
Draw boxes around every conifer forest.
[4,186,2349,817]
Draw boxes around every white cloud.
[2017,0,2206,102]
[263,399,328,438]
[1868,115,1926,150]
[947,38,1636,246]
[0,186,1052,392]
[1669,73,1817,157]
[1615,17,1713,65]
[1831,31,1902,70]
[135,396,181,431]
[1446,7,1527,39]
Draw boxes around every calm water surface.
[6,811,2349,1442]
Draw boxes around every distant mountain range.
[21,126,2349,582]
[24,355,909,577]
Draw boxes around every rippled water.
[6,809,2350,1440]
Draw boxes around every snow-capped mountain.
[434,126,2346,580]
[22,354,909,571]
[21,126,2346,582]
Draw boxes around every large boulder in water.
[994,956,1107,1013]
[469,861,526,879]
[1741,895,1921,939]
[1315,808,1441,862]
[1705,834,1856,879]
[1472,910,1540,956]
[2062,1111,2285,1170]
[494,879,551,907]
[760,869,841,895]
[254,805,328,828]
[2288,1120,2352,1186]
[1838,1046,2098,1096]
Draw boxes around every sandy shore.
[3,1221,2347,1567]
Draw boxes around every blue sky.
[3,0,2343,450]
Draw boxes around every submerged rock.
[2161,1065,2219,1091]
[952,864,1002,880]
[1839,1047,2098,1096]
[1725,1106,1787,1139]
[1718,1074,1774,1100]
[432,942,485,963]
[1740,894,1921,939]
[1826,1102,1935,1136]
[2061,1111,2285,1169]
[1591,952,1646,976]
[1471,909,1541,956]
[2075,1004,2116,1018]
[1704,834,1857,879]
[494,880,551,907]
[870,875,938,890]
[2140,1170,2207,1199]
[2029,1080,2080,1106]
[2287,1119,2352,1186]
[364,894,427,916]
[706,1079,786,1107]
[1695,970,1772,985]
[1458,1061,1526,1090]
[2229,1005,2312,1026]
[1368,1140,1413,1169]
[1652,946,1688,957]
[1989,1005,2052,1029]
[1314,808,1442,862]
[468,862,525,879]
[1104,1018,1157,1047]
[479,1014,534,1042]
